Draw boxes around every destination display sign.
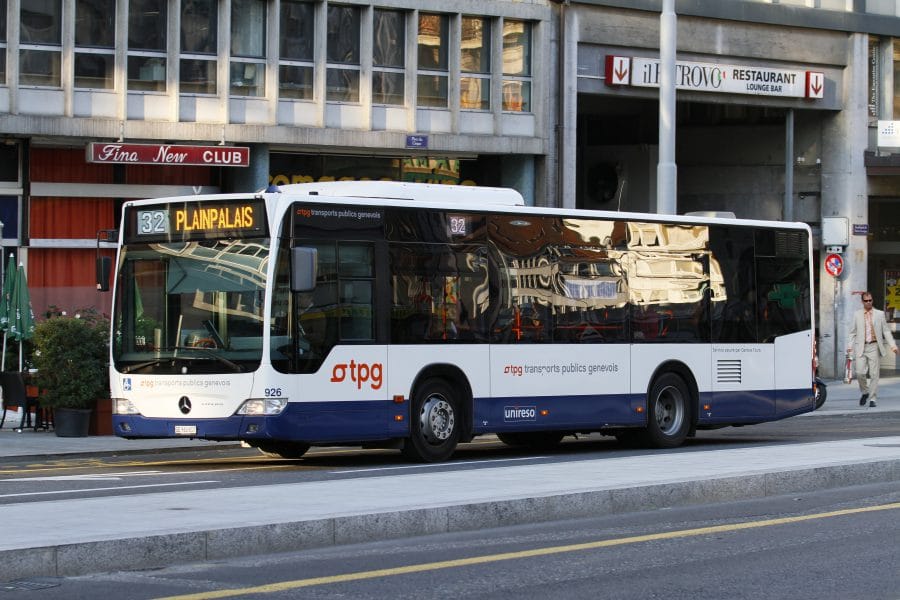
[87,143,250,167]
[125,200,267,242]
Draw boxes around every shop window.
[501,19,531,112]
[417,13,448,108]
[280,0,314,100]
[0,144,19,185]
[460,16,491,110]
[326,5,360,102]
[20,0,62,87]
[75,0,116,89]
[373,9,405,105]
[180,0,217,94]
[128,0,167,92]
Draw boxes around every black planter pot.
[54,407,92,437]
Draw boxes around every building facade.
[0,0,550,318]
[556,0,900,377]
[2,0,900,378]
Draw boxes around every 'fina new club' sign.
[87,142,250,167]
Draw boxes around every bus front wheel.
[642,373,691,448]
[402,378,460,462]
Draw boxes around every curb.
[2,457,898,580]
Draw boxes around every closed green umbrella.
[0,253,17,370]
[9,263,34,371]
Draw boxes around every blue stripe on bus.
[471,394,647,434]
[696,387,814,424]
[113,387,813,442]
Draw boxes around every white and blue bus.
[107,181,815,462]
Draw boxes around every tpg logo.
[330,360,383,390]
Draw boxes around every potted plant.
[32,311,110,437]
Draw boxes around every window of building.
[75,0,116,89]
[460,16,490,110]
[417,13,448,108]
[230,0,266,97]
[280,0,314,100]
[326,5,360,102]
[20,0,62,87]
[180,0,218,94]
[128,0,167,92]
[0,0,7,82]
[373,9,405,105]
[502,19,531,112]
[894,39,900,118]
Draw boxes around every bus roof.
[274,181,525,206]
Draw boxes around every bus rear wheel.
[641,373,691,448]
[252,441,311,459]
[402,378,460,462]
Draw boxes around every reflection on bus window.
[112,238,268,373]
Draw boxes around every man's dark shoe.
[860,393,869,406]
[869,399,877,408]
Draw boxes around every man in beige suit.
[847,291,899,407]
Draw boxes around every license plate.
[174,425,197,435]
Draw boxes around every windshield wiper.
[170,345,244,372]
[121,358,170,374]
[122,346,244,373]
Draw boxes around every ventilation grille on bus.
[775,231,807,256]
[716,359,742,384]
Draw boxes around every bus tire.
[253,441,311,459]
[642,372,691,448]
[402,378,460,462]
[497,432,564,449]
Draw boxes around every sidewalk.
[0,378,898,581]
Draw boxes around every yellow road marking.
[0,440,500,476]
[154,501,900,600]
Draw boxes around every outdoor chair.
[0,371,40,431]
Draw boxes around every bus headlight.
[113,398,140,415]
[236,398,288,416]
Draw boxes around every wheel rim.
[654,384,685,435]
[419,394,455,444]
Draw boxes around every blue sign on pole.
[406,135,428,149]
[852,224,869,236]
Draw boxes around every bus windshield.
[112,238,269,374]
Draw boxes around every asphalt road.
[1,412,897,506]
[12,480,900,600]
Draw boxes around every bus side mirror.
[96,256,112,292]
[291,247,318,292]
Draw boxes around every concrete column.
[558,7,578,209]
[819,33,869,378]
[501,155,535,206]
[228,144,270,192]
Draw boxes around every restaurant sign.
[87,143,250,167]
[606,55,825,99]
